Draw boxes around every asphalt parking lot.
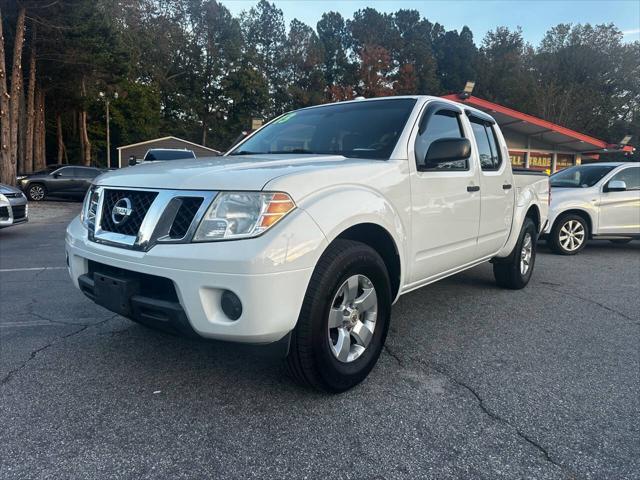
[1,202,639,480]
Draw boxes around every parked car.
[66,96,549,392]
[128,148,197,166]
[545,162,639,254]
[0,183,28,229]
[17,164,64,179]
[18,165,104,201]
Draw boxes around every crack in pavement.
[382,345,578,479]
[0,314,119,386]
[424,361,579,480]
[539,285,639,326]
[383,344,403,366]
[26,309,112,328]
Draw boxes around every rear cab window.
[145,150,196,161]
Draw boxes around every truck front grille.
[100,189,158,236]
[88,187,216,251]
[169,197,204,239]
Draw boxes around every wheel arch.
[525,204,541,233]
[333,223,402,301]
[298,185,409,302]
[554,209,593,238]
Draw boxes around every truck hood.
[0,183,23,195]
[95,154,375,192]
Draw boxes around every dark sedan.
[17,166,103,201]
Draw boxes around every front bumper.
[65,212,327,343]
[0,198,28,228]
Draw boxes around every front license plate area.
[93,272,140,316]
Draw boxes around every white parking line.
[0,266,66,273]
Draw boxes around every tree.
[242,0,287,117]
[284,19,325,109]
[393,9,440,94]
[533,23,636,140]
[221,60,269,148]
[433,26,478,94]
[0,6,10,184]
[476,27,536,112]
[0,6,26,185]
[358,45,393,97]
[24,22,36,173]
[317,12,355,94]
[182,0,244,146]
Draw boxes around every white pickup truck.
[66,96,549,392]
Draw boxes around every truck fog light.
[221,290,242,320]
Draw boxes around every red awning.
[441,94,634,154]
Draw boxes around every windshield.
[550,165,616,188]
[145,150,195,161]
[229,98,417,160]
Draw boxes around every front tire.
[493,217,537,290]
[27,183,46,201]
[286,239,391,393]
[549,214,588,255]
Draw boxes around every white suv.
[545,162,639,254]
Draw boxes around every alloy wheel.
[29,185,45,201]
[327,274,378,363]
[520,232,533,275]
[559,220,585,252]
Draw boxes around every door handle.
[502,184,512,190]
[467,185,480,192]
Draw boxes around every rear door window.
[470,118,501,171]
[73,168,100,179]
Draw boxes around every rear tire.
[493,217,537,290]
[549,214,588,255]
[27,183,46,201]
[286,239,391,393]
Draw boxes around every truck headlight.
[80,187,99,230]
[193,191,295,241]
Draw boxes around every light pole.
[99,91,118,168]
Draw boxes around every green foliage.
[1,1,637,162]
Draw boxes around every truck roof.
[298,95,489,120]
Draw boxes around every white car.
[545,162,640,255]
[66,96,549,392]
[0,183,28,229]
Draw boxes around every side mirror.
[128,156,137,167]
[605,180,627,192]
[52,172,61,178]
[421,138,471,170]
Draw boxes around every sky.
[221,0,640,45]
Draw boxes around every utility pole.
[106,97,110,167]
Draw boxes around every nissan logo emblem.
[111,198,133,225]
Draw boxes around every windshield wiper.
[228,150,267,156]
[266,149,318,154]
